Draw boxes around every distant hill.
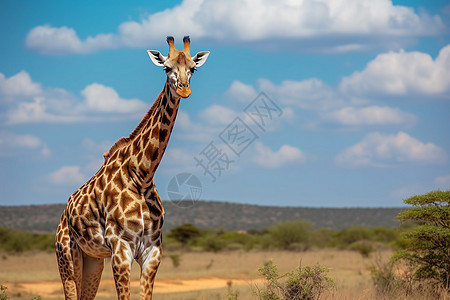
[0,201,405,233]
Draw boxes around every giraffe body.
[55,36,209,300]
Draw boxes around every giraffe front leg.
[110,239,133,300]
[55,213,82,300]
[137,242,163,300]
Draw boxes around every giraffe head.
[147,36,210,99]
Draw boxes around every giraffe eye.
[163,66,172,73]
[190,67,197,74]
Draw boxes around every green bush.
[0,285,8,300]
[335,226,371,246]
[162,236,183,252]
[197,231,226,252]
[167,223,202,248]
[168,253,181,268]
[254,260,334,300]
[227,280,239,300]
[370,226,399,243]
[221,231,257,250]
[348,240,374,257]
[0,227,54,253]
[309,228,337,249]
[266,221,312,250]
[330,226,401,254]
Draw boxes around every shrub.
[349,240,374,257]
[167,223,202,248]
[162,237,183,252]
[221,231,256,251]
[0,285,8,300]
[335,226,371,246]
[0,227,54,253]
[168,253,180,268]
[309,228,337,249]
[35,234,55,252]
[254,260,334,300]
[197,232,226,252]
[369,257,403,296]
[227,280,239,300]
[267,221,312,250]
[371,226,399,244]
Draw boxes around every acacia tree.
[395,190,450,290]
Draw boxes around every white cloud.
[258,78,342,111]
[252,142,306,168]
[340,44,450,96]
[435,175,450,188]
[80,83,147,114]
[6,97,81,124]
[335,131,447,167]
[223,79,418,129]
[226,81,258,103]
[173,110,221,143]
[0,71,42,97]
[322,106,416,126]
[47,166,86,185]
[25,25,117,55]
[25,0,444,55]
[199,104,237,125]
[1,71,149,124]
[0,131,51,157]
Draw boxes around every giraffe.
[55,36,209,300]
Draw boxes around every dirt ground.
[12,278,261,299]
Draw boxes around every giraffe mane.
[104,90,163,159]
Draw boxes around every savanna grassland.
[2,191,450,300]
[0,222,445,300]
[1,249,391,300]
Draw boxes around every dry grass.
[0,249,441,300]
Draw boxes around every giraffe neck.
[105,81,181,193]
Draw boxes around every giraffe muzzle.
[176,83,191,98]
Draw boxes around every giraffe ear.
[147,50,167,67]
[192,51,210,67]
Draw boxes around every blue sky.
[0,0,449,207]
